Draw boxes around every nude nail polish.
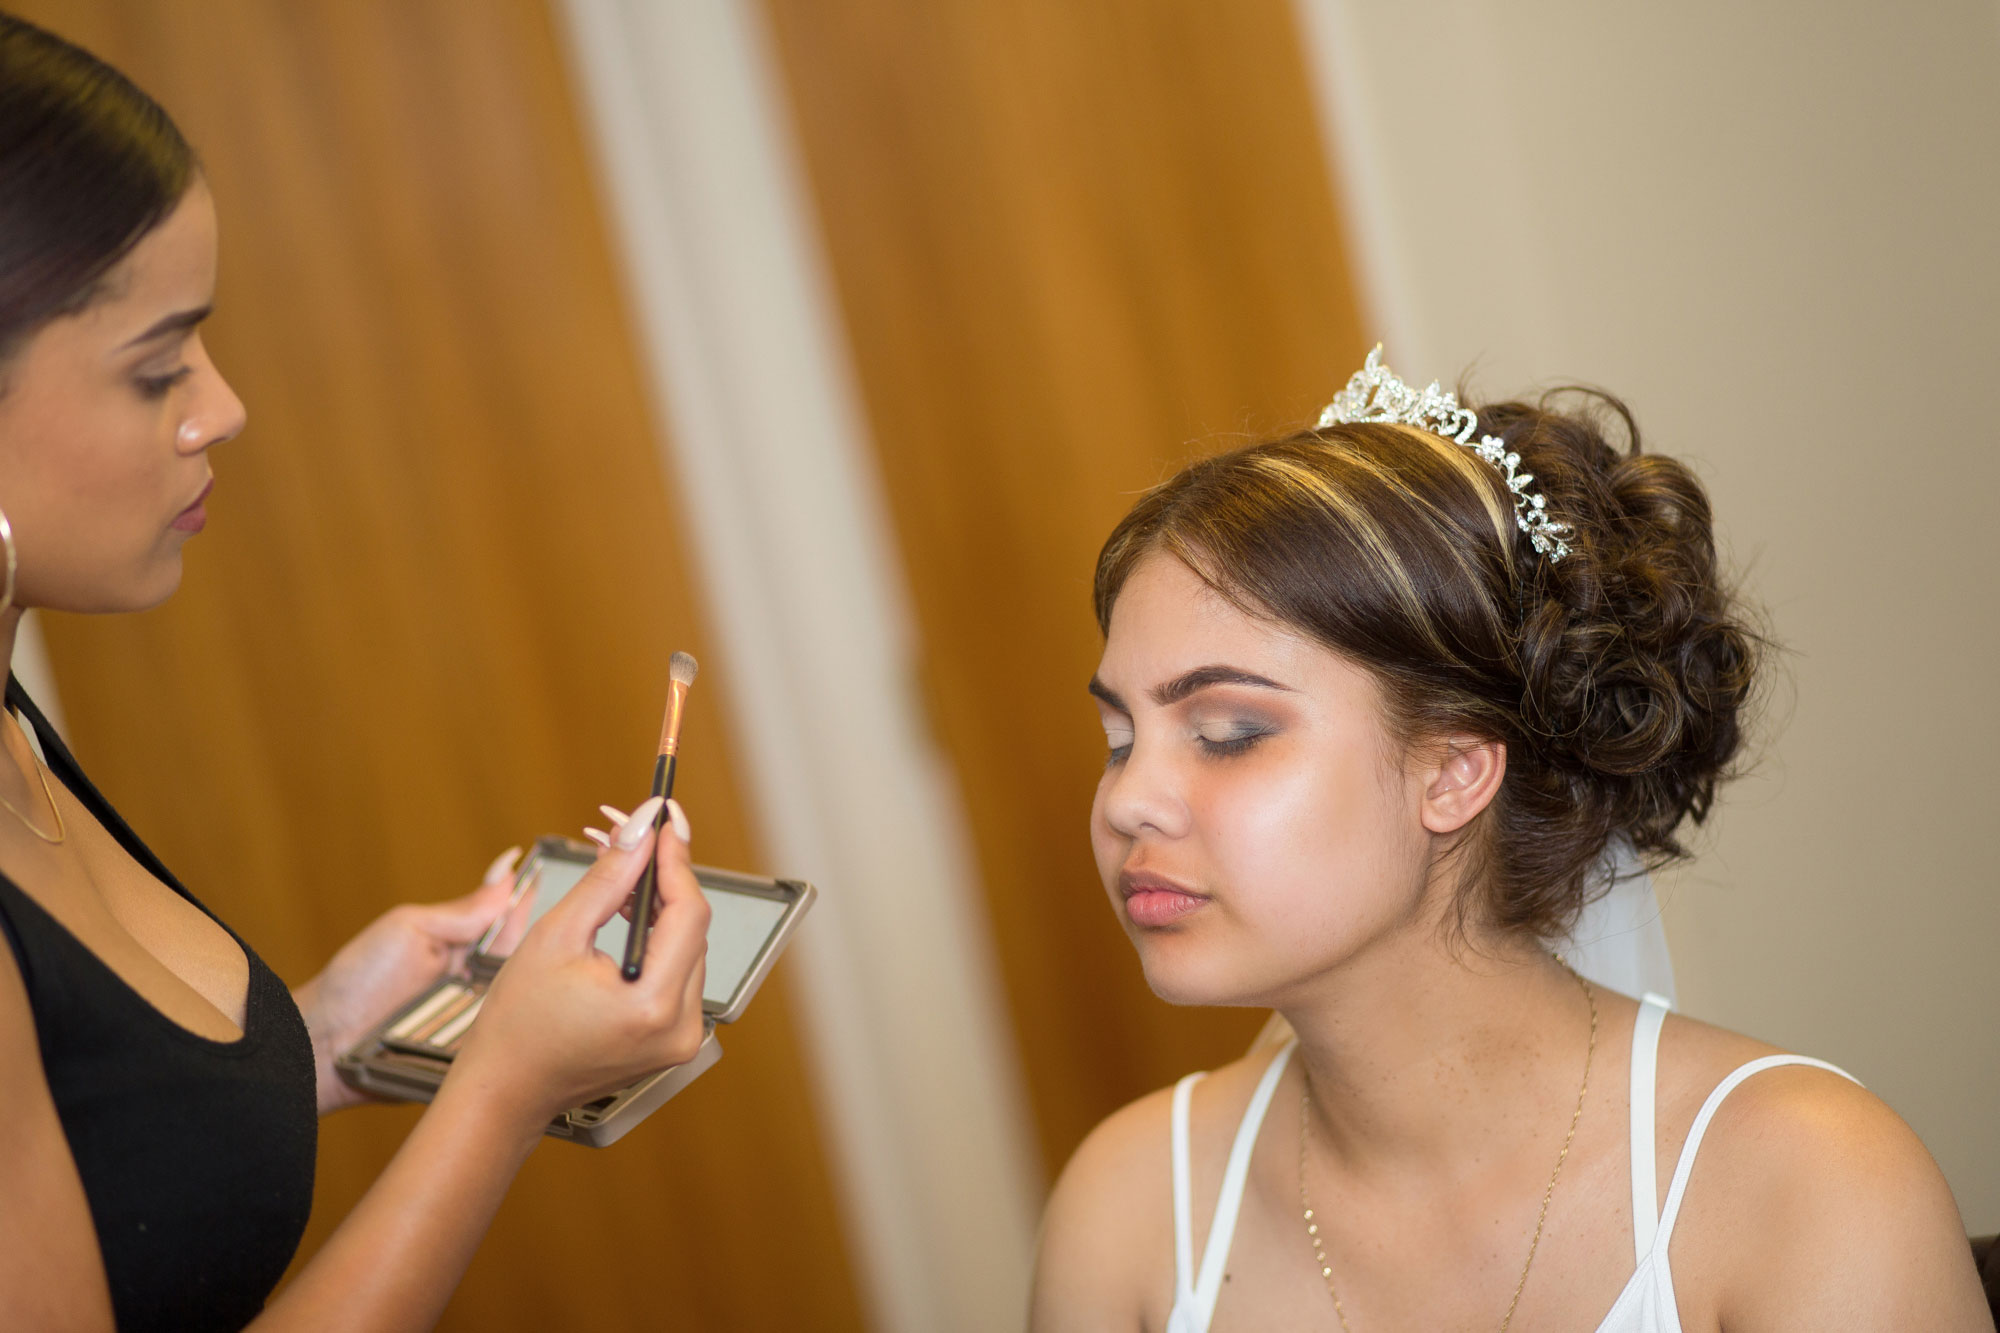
[483,846,524,884]
[614,796,665,850]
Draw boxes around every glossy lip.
[171,477,213,533]
[1119,868,1211,928]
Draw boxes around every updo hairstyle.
[1093,385,1761,942]
[0,13,195,380]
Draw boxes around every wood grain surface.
[11,1,864,1326]
[758,0,1370,1175]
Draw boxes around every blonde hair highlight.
[1094,399,1760,941]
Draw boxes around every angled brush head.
[658,651,698,757]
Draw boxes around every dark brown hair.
[1094,387,1761,941]
[0,12,195,378]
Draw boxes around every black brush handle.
[620,752,676,980]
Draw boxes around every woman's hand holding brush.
[270,803,710,1329]
[449,798,710,1130]
[588,800,693,927]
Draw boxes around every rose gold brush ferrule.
[658,680,689,758]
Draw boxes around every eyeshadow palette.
[382,980,487,1058]
[337,837,814,1146]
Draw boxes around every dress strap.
[1628,993,1671,1263]
[1170,1070,1206,1307]
[1653,1054,1860,1247]
[1177,1042,1297,1330]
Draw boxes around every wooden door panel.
[14,2,863,1326]
[760,0,1370,1173]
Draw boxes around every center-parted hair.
[1094,390,1760,940]
[0,13,195,376]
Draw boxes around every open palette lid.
[475,836,815,1023]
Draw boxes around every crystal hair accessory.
[1316,345,1572,561]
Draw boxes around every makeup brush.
[622,651,698,981]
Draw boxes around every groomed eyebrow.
[1087,676,1127,713]
[119,304,211,351]
[1088,665,1294,713]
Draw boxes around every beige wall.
[1298,0,2000,1228]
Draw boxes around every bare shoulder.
[1031,1052,1285,1333]
[1659,1012,1990,1331]
[1032,1079,1176,1333]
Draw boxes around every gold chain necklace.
[0,729,66,845]
[1297,964,1597,1331]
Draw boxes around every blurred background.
[9,1,1996,1328]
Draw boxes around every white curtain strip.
[1287,0,1421,366]
[552,3,1042,1330]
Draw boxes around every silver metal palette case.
[337,837,815,1146]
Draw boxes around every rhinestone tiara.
[1315,345,1572,562]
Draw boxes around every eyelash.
[135,367,193,399]
[1102,727,1270,767]
[1197,731,1268,758]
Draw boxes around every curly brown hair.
[1093,388,1761,941]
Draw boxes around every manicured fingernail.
[598,803,629,826]
[582,827,611,848]
[614,796,665,850]
[483,846,523,884]
[666,799,691,844]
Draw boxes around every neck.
[1280,916,1593,1177]
[0,605,48,816]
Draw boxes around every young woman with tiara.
[1030,349,1989,1330]
[0,16,711,1329]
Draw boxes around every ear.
[1418,735,1506,835]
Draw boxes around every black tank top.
[0,679,316,1331]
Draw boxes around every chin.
[1135,942,1273,1009]
[67,562,185,615]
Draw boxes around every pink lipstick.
[171,479,212,533]
[1120,871,1210,928]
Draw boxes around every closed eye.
[135,366,193,399]
[1102,726,1134,767]
[1195,725,1272,757]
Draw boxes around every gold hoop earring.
[0,505,15,618]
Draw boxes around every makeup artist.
[0,16,712,1332]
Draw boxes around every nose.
[175,336,247,454]
[1096,739,1191,842]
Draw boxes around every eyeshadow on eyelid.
[1194,711,1274,732]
